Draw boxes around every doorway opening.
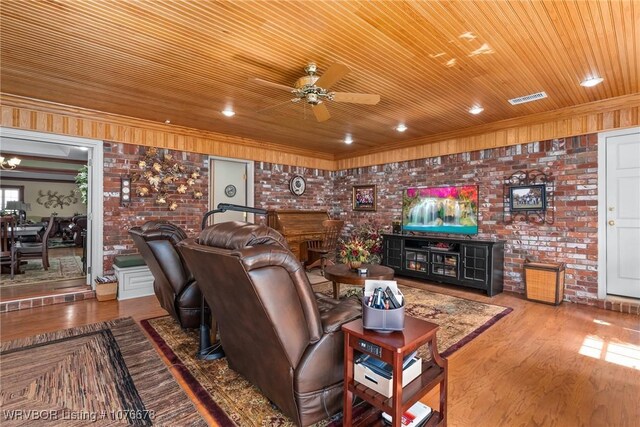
[0,128,103,306]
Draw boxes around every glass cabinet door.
[405,250,428,272]
[430,252,459,278]
[462,245,488,282]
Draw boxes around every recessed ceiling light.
[469,106,484,115]
[164,119,171,124]
[395,124,408,132]
[221,109,235,117]
[344,135,353,145]
[580,77,604,87]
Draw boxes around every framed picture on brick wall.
[509,184,546,211]
[353,185,376,211]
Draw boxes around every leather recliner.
[178,221,362,426]
[129,221,206,329]
[70,215,87,247]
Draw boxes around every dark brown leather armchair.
[179,221,362,426]
[70,215,87,247]
[129,221,206,329]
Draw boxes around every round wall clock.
[224,184,237,197]
[289,175,306,196]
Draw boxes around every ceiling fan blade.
[249,77,294,92]
[332,92,381,105]
[314,63,350,89]
[312,103,331,122]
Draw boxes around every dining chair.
[0,216,19,278]
[305,219,344,276]
[16,215,55,270]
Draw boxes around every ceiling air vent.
[508,91,548,105]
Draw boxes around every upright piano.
[267,210,329,263]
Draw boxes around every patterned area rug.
[0,317,206,426]
[0,256,84,287]
[141,282,511,426]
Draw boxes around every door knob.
[608,220,615,226]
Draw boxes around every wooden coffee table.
[323,263,394,299]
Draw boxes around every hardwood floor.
[1,282,638,427]
[0,247,86,302]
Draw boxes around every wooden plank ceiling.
[1,1,637,157]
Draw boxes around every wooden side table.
[342,316,447,427]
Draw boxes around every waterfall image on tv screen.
[402,185,479,235]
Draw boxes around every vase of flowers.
[339,238,370,270]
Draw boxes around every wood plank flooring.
[1,280,638,427]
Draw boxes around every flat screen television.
[402,185,479,235]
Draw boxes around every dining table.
[9,224,45,239]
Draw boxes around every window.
[0,186,24,211]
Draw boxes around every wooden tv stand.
[382,234,505,297]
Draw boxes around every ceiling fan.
[249,62,380,122]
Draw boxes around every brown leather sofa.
[178,221,362,426]
[129,221,206,329]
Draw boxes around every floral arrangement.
[131,147,203,211]
[339,221,388,265]
[339,238,370,264]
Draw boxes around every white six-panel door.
[604,128,640,298]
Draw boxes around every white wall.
[2,179,87,219]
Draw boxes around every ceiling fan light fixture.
[344,135,354,145]
[221,108,236,117]
[580,76,604,87]
[395,123,408,132]
[469,106,484,115]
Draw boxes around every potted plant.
[75,165,88,204]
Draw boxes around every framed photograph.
[353,184,376,211]
[509,184,546,211]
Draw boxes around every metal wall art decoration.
[131,147,203,211]
[503,169,554,224]
[36,190,79,209]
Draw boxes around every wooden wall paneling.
[336,94,640,169]
[0,94,335,170]
[1,93,639,171]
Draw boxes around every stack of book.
[95,274,117,283]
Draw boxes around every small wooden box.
[95,281,118,301]
[524,260,565,305]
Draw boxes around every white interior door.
[209,159,248,224]
[605,128,640,298]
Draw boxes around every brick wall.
[333,134,599,305]
[103,134,599,305]
[102,142,209,272]
[254,162,334,215]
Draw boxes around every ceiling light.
[0,156,21,170]
[395,124,408,132]
[164,119,171,124]
[580,77,604,87]
[344,135,353,145]
[469,106,484,115]
[221,109,235,117]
